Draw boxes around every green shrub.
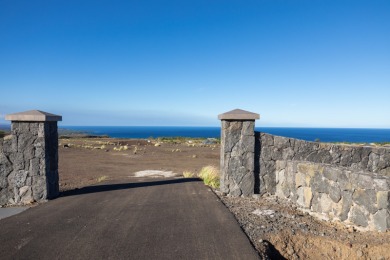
[0,131,5,139]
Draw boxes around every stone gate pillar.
[218,109,259,196]
[2,110,62,205]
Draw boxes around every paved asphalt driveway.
[0,178,260,260]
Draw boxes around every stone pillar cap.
[5,110,62,122]
[218,109,260,120]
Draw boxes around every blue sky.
[0,0,389,127]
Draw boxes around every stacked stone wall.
[256,132,390,231]
[258,132,390,195]
[275,161,389,231]
[0,122,59,206]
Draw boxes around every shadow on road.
[60,178,201,197]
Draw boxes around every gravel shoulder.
[216,191,390,260]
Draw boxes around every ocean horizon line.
[60,125,390,130]
[1,125,389,142]
[1,124,390,130]
[53,126,390,143]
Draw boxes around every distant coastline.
[57,126,390,143]
[1,124,389,143]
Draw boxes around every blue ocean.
[59,126,390,143]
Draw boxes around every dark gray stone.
[282,147,295,160]
[378,153,390,170]
[310,174,329,194]
[32,176,47,201]
[356,174,374,190]
[328,182,341,203]
[274,136,291,150]
[323,167,340,182]
[318,149,333,164]
[368,152,380,172]
[351,147,363,164]
[373,209,388,232]
[340,149,352,167]
[339,191,353,221]
[240,172,255,197]
[15,170,28,188]
[352,189,377,214]
[377,191,389,209]
[349,205,369,227]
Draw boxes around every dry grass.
[182,166,220,188]
[182,171,196,178]
[96,176,108,182]
[197,166,220,189]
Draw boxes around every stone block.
[242,121,255,136]
[244,152,254,170]
[261,146,273,161]
[275,160,286,171]
[19,185,30,197]
[368,152,380,172]
[340,149,353,167]
[377,191,389,209]
[299,163,322,177]
[295,171,306,188]
[274,136,291,150]
[12,152,25,171]
[323,167,340,182]
[310,174,329,194]
[260,133,274,146]
[339,191,353,221]
[2,138,14,155]
[331,199,343,219]
[297,186,312,208]
[349,205,369,227]
[351,147,363,163]
[29,157,41,176]
[311,192,321,212]
[380,167,390,176]
[328,182,341,203]
[271,147,283,161]
[318,149,333,164]
[229,183,242,197]
[262,171,276,195]
[338,171,352,190]
[306,150,323,163]
[352,189,377,214]
[372,209,388,232]
[378,153,390,170]
[282,147,295,160]
[240,172,254,196]
[21,190,34,204]
[32,176,47,201]
[15,170,29,188]
[357,174,374,189]
[319,193,333,213]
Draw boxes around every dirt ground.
[59,137,219,191]
[59,137,390,259]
